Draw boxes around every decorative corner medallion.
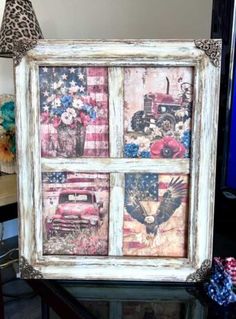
[12,39,40,66]
[194,39,222,67]
[186,259,212,282]
[19,256,43,279]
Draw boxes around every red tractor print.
[131,77,192,134]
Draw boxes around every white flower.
[69,85,79,94]
[47,95,56,104]
[51,97,61,108]
[124,135,136,145]
[183,118,191,131]
[175,107,189,119]
[67,107,76,118]
[58,80,64,88]
[136,136,150,150]
[61,112,73,125]
[51,82,59,90]
[175,121,184,133]
[72,98,83,109]
[150,127,163,139]
[61,87,67,95]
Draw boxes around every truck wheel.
[131,111,145,132]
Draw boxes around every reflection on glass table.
[61,283,204,319]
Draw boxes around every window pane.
[39,67,109,158]
[124,67,193,159]
[42,172,110,256]
[123,173,189,257]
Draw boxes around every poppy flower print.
[150,136,186,159]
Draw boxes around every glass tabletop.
[57,281,236,319]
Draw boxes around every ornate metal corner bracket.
[19,256,43,279]
[13,38,41,66]
[194,39,222,67]
[186,259,212,282]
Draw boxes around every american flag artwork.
[42,172,110,256]
[123,173,189,257]
[39,66,109,158]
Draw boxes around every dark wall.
[211,0,236,249]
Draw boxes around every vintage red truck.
[45,189,104,237]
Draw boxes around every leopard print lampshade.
[0,0,43,65]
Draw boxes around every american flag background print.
[39,66,109,158]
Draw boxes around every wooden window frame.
[15,40,221,281]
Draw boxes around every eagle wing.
[155,177,186,225]
[125,191,146,224]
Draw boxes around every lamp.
[0,0,43,65]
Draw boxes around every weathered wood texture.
[15,40,221,281]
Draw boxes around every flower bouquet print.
[124,68,192,159]
[40,67,109,158]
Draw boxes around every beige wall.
[33,0,213,39]
[0,0,212,94]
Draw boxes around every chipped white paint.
[109,173,124,256]
[41,158,190,174]
[15,40,221,281]
[109,68,124,157]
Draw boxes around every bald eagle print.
[124,174,188,256]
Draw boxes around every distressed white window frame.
[15,40,221,281]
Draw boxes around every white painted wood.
[32,59,198,67]
[15,40,221,282]
[109,174,124,256]
[27,40,205,62]
[41,158,190,174]
[109,68,124,157]
[30,64,43,260]
[15,59,34,264]
[25,263,195,282]
[195,58,221,267]
[36,255,189,267]
[187,61,202,266]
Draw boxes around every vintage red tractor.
[131,78,192,134]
